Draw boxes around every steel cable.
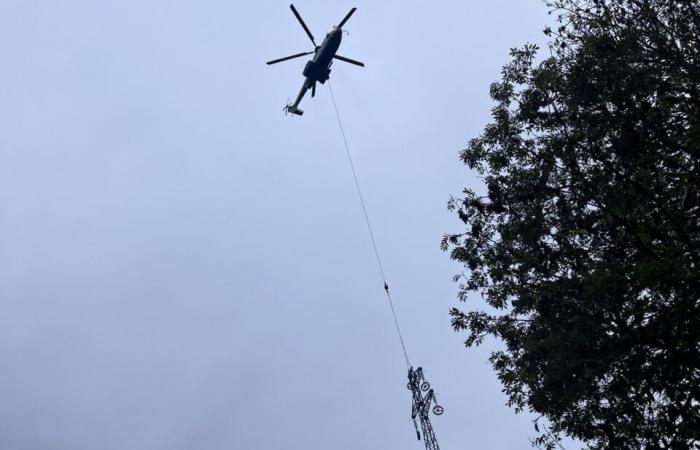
[327,81,411,368]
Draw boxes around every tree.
[443,1,700,448]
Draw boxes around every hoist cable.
[328,81,410,368]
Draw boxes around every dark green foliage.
[444,1,700,448]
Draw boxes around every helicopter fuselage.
[303,28,342,83]
[285,28,343,115]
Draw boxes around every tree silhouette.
[444,1,699,448]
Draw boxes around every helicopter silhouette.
[266,4,364,116]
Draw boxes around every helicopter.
[266,4,364,116]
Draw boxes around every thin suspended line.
[385,288,410,368]
[327,81,410,368]
[327,82,385,282]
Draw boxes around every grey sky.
[1,1,557,449]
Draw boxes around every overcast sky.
[0,1,563,449]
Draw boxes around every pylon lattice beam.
[407,367,443,450]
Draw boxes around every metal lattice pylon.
[408,367,444,450]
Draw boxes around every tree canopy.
[444,1,699,448]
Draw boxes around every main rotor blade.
[334,54,365,67]
[266,51,314,65]
[290,4,317,47]
[336,7,356,28]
